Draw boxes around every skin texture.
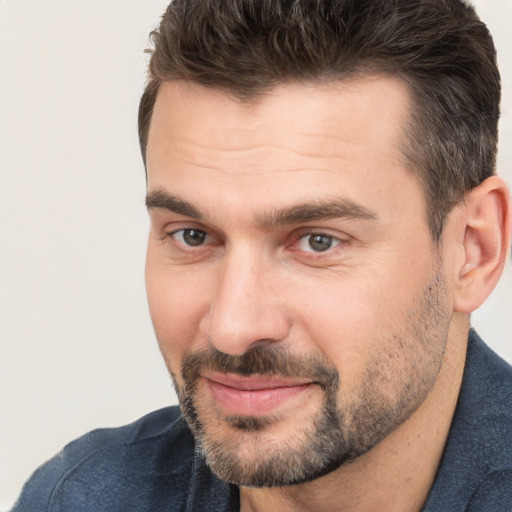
[144,76,511,511]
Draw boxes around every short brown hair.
[139,0,500,240]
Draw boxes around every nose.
[200,249,291,355]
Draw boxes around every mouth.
[201,372,315,417]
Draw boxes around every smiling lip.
[202,372,314,417]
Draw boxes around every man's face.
[145,76,452,486]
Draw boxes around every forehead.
[145,76,419,225]
[147,75,411,166]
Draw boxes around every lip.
[202,372,314,417]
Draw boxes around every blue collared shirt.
[12,331,512,511]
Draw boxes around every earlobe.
[452,176,511,314]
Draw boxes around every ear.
[451,176,511,313]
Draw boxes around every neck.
[240,316,469,512]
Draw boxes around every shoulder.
[464,468,512,512]
[11,406,197,512]
[458,331,512,452]
[464,330,512,398]
[424,331,512,511]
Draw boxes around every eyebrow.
[258,199,378,228]
[145,190,378,227]
[146,190,201,219]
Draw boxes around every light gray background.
[1,1,511,509]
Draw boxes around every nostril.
[248,338,280,350]
[200,259,291,355]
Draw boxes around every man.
[13,0,512,511]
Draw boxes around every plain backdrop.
[1,1,511,509]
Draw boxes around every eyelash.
[165,227,216,255]
[296,232,342,253]
[164,227,348,259]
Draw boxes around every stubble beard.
[169,268,450,488]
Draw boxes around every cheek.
[289,264,430,383]
[296,282,383,379]
[145,255,212,363]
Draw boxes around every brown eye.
[172,228,208,247]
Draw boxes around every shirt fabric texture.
[11,330,512,511]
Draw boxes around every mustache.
[181,344,339,391]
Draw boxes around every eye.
[170,228,210,247]
[298,233,341,253]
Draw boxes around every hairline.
[141,71,446,240]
